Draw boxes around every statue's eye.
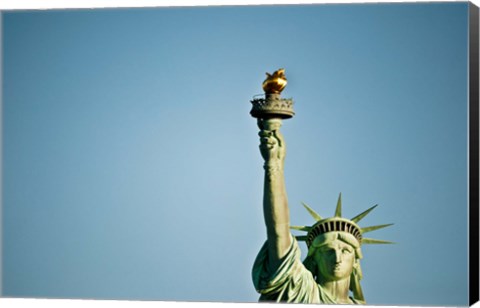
[342,248,352,254]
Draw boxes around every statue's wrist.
[264,160,284,174]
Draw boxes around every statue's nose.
[334,250,342,263]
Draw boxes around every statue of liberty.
[250,69,393,304]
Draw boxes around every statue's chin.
[320,269,351,281]
[332,269,350,280]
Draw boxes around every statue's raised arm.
[258,117,291,268]
[250,68,295,268]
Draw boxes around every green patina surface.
[251,70,393,304]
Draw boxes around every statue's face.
[313,232,356,281]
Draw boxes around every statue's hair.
[303,254,318,279]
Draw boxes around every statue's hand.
[258,123,286,167]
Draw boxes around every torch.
[250,68,295,133]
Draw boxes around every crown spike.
[290,225,312,232]
[351,204,378,223]
[334,193,342,217]
[361,223,394,234]
[302,202,322,221]
[362,238,395,245]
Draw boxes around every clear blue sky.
[1,2,470,306]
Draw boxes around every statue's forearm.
[263,162,292,266]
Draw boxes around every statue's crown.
[291,193,394,248]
